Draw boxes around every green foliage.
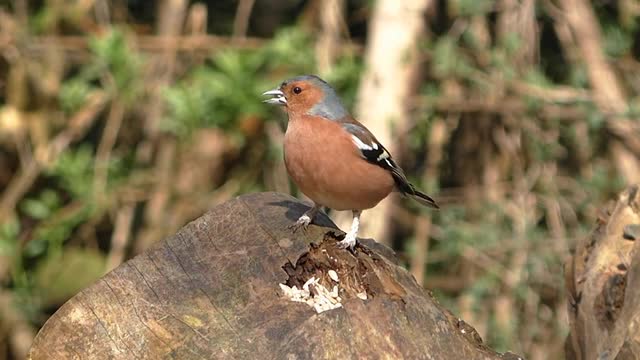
[47,146,95,199]
[58,78,96,114]
[603,24,633,58]
[162,50,270,137]
[87,29,144,101]
[23,203,93,258]
[577,164,625,204]
[501,33,522,57]
[262,28,316,72]
[432,37,473,78]
[322,56,363,109]
[524,68,553,88]
[0,220,19,257]
[58,29,143,111]
[34,247,106,306]
[20,190,60,220]
[162,28,318,138]
[453,0,494,16]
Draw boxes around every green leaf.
[603,24,632,58]
[453,0,493,16]
[0,220,20,256]
[432,37,473,78]
[87,29,144,102]
[20,199,51,220]
[34,247,106,306]
[59,78,95,114]
[20,190,61,220]
[27,203,94,257]
[47,146,94,199]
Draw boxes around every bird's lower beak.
[262,89,287,106]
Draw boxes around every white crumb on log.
[328,270,339,282]
[279,275,343,313]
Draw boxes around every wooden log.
[29,192,517,359]
[565,185,640,360]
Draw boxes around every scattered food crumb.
[328,270,339,282]
[280,276,343,313]
[356,291,368,300]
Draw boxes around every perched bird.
[263,75,438,249]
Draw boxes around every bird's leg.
[338,210,361,250]
[288,203,322,233]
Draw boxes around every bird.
[263,75,438,250]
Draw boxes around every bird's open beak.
[262,89,287,106]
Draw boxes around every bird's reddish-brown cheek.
[291,87,323,112]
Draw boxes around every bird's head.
[262,75,349,120]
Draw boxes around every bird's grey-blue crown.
[282,75,349,120]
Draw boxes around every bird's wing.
[341,122,403,177]
[340,120,439,209]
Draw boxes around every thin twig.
[106,203,135,272]
[93,97,125,202]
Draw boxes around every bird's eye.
[293,87,302,94]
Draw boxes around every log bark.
[28,192,519,359]
[565,185,640,360]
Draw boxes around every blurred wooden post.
[355,0,433,245]
[315,0,344,75]
[232,0,255,41]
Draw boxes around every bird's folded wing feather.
[340,122,409,186]
[340,121,439,209]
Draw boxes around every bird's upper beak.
[262,88,287,106]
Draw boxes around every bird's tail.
[409,190,439,209]
[389,169,439,209]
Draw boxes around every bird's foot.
[337,210,361,251]
[288,214,312,233]
[337,232,357,250]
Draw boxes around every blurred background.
[0,0,639,359]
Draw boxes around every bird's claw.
[288,214,312,233]
[337,233,357,251]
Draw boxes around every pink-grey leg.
[337,210,361,250]
[288,203,322,233]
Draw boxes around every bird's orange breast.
[283,115,394,210]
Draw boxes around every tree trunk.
[315,0,344,75]
[28,192,519,359]
[565,185,640,360]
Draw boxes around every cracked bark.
[565,185,640,360]
[29,192,518,359]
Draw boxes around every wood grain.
[29,192,511,359]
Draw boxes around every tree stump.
[29,192,517,359]
[565,185,640,360]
